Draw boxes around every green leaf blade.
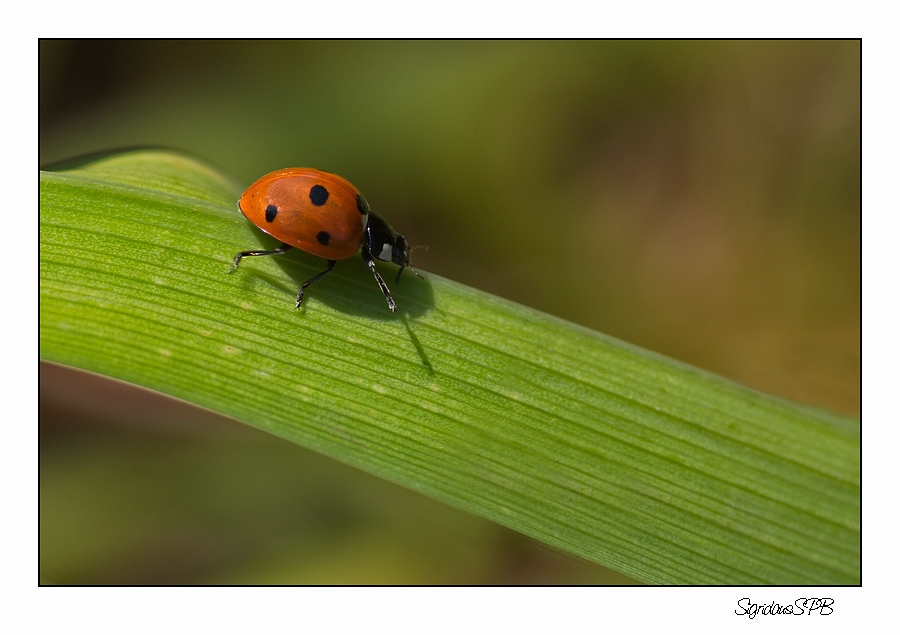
[40,150,860,584]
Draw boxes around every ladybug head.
[365,212,422,282]
[391,233,411,267]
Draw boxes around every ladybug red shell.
[238,169,368,260]
[231,168,420,312]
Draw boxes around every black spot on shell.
[265,204,278,222]
[309,184,329,206]
[317,231,331,246]
[356,193,370,215]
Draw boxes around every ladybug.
[231,168,420,312]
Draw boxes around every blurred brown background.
[40,40,860,584]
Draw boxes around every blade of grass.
[39,149,859,584]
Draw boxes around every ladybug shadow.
[256,248,437,372]
[261,247,435,322]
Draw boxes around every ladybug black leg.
[361,250,397,312]
[296,260,336,309]
[394,264,424,284]
[231,243,292,271]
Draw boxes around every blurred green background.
[40,40,860,584]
